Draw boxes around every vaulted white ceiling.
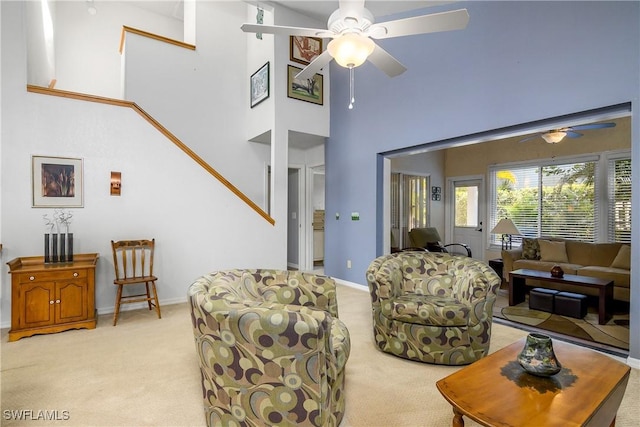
[130,1,452,24]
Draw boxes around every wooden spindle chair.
[110,239,161,326]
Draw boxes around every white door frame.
[287,164,306,270]
[304,165,325,271]
[445,174,485,259]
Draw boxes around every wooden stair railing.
[26,85,275,225]
[119,26,196,54]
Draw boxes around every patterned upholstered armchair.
[366,252,500,365]
[188,269,350,427]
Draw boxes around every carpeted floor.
[493,288,630,354]
[1,283,638,426]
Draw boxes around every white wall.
[1,0,334,327]
[0,1,285,328]
[123,2,274,211]
[53,1,183,98]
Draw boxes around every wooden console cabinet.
[7,253,99,342]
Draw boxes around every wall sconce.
[87,0,97,15]
[110,172,121,196]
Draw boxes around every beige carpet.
[1,284,638,426]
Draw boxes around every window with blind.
[609,157,632,243]
[489,152,630,245]
[390,173,429,248]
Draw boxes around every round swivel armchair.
[366,251,500,365]
[188,269,350,427]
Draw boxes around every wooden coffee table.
[509,268,613,324]
[436,338,630,427]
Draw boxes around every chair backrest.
[189,269,339,317]
[111,239,155,280]
[367,251,499,305]
[408,227,442,247]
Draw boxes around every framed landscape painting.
[250,62,270,108]
[290,36,323,65]
[287,65,323,105]
[32,155,83,207]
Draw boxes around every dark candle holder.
[44,234,51,263]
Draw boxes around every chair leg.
[151,281,161,319]
[145,282,153,310]
[113,285,123,326]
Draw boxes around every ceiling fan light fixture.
[541,131,567,144]
[327,33,375,68]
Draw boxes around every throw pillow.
[610,245,631,270]
[538,240,569,263]
[521,238,540,260]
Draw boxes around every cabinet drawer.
[17,269,88,283]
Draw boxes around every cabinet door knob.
[73,272,78,277]
[30,276,35,281]
[50,300,54,304]
[56,299,61,304]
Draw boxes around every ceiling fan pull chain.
[349,66,355,110]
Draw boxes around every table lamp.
[491,218,521,250]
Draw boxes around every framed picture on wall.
[250,62,270,108]
[290,36,323,65]
[287,65,323,105]
[32,155,84,207]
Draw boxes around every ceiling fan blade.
[339,0,366,22]
[367,43,407,77]
[565,131,583,138]
[570,122,616,131]
[295,51,334,80]
[519,134,543,143]
[240,23,328,38]
[368,8,470,40]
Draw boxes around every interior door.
[450,178,484,259]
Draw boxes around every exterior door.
[449,178,484,259]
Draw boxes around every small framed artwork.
[431,186,441,201]
[32,155,83,207]
[290,36,323,65]
[287,65,323,105]
[250,62,270,108]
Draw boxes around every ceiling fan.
[241,0,469,81]
[519,122,617,144]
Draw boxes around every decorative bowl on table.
[550,265,564,278]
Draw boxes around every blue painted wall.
[326,0,639,281]
[325,0,640,361]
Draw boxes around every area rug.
[493,290,629,352]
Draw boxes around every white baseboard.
[627,356,640,369]
[96,296,187,315]
[335,278,368,291]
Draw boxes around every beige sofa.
[502,238,631,302]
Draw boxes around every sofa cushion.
[385,294,470,327]
[577,266,630,289]
[611,245,631,270]
[539,240,569,263]
[522,238,540,260]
